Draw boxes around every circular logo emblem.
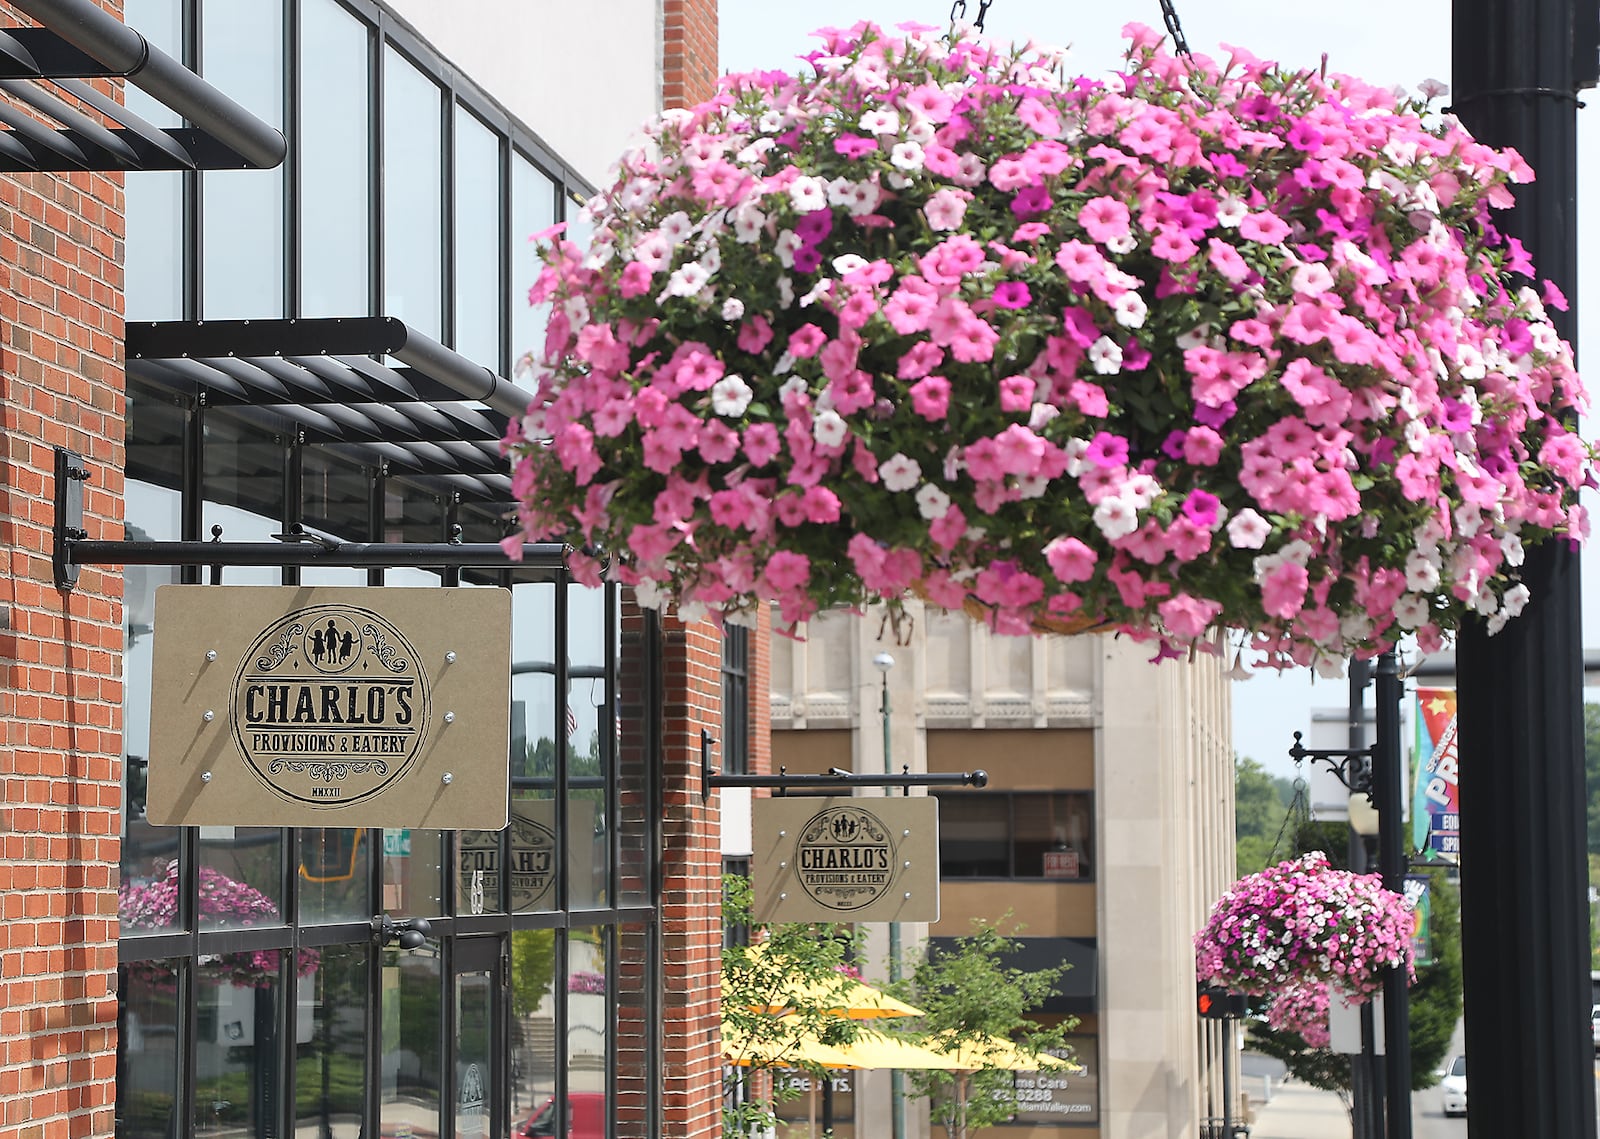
[796,804,897,912]
[231,604,430,807]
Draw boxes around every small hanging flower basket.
[504,19,1591,665]
[1194,852,1414,998]
[119,865,320,989]
[1264,979,1331,1047]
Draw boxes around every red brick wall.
[658,611,724,1138]
[0,4,127,1138]
[661,0,718,110]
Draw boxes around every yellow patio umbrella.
[924,1032,1082,1072]
[722,943,925,1019]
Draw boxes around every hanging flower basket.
[1263,979,1331,1047]
[119,865,320,989]
[1194,852,1414,998]
[503,20,1592,664]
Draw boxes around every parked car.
[1591,1004,1600,1049]
[517,1093,605,1139]
[1439,1054,1467,1118]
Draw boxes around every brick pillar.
[0,5,127,1135]
[658,611,723,1138]
[661,0,718,110]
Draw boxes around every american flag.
[566,704,578,738]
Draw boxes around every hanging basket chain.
[948,0,993,32]
[1267,772,1312,865]
[1158,0,1191,57]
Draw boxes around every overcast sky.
[720,0,1600,778]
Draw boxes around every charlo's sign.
[753,796,939,924]
[147,586,510,827]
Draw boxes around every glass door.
[454,938,501,1139]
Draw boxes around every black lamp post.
[1452,0,1597,1132]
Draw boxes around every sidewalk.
[1247,1080,1352,1139]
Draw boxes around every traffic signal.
[1197,985,1247,1019]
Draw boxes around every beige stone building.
[763,604,1237,1139]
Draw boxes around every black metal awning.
[127,317,530,504]
[0,0,285,171]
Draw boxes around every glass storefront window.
[201,0,286,319]
[566,926,608,1125]
[568,584,609,909]
[508,926,558,1134]
[195,962,282,1139]
[198,827,285,930]
[295,944,370,1139]
[938,793,1095,879]
[299,828,372,924]
[510,154,557,377]
[118,962,182,1139]
[454,106,502,369]
[300,0,372,318]
[384,828,446,918]
[512,581,559,912]
[383,46,444,338]
[380,946,442,1139]
[124,0,183,322]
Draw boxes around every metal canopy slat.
[0,77,140,164]
[184,357,295,403]
[203,355,337,404]
[10,0,285,169]
[54,76,195,168]
[329,354,426,403]
[0,92,86,166]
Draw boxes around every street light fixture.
[872,650,905,1139]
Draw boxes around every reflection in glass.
[567,926,607,1126]
[298,829,372,924]
[383,828,445,917]
[511,582,559,912]
[122,479,182,934]
[617,592,650,906]
[454,107,502,368]
[509,927,557,1132]
[202,0,285,319]
[117,962,181,1139]
[510,155,557,375]
[198,828,284,930]
[568,584,609,909]
[455,966,494,1139]
[613,924,654,1138]
[295,944,369,1139]
[195,960,281,1139]
[202,411,286,558]
[380,947,441,1139]
[300,0,371,317]
[383,48,443,337]
[456,826,506,916]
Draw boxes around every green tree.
[1235,756,1296,875]
[891,918,1073,1139]
[1585,705,1600,855]
[720,874,867,1138]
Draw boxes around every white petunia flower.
[711,375,753,417]
[915,483,952,520]
[878,454,922,492]
[813,409,847,448]
[1088,336,1123,375]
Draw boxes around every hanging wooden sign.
[145,585,511,828]
[752,796,939,923]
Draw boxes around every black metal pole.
[1220,1015,1234,1137]
[1347,658,1378,1139]
[1451,0,1597,1133]
[1374,653,1411,1139]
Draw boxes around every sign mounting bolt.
[202,710,215,722]
[205,650,217,662]
[445,651,457,663]
[441,772,454,785]
[201,771,212,783]
[444,711,456,724]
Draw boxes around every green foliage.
[511,928,557,1017]
[1235,756,1297,875]
[1586,705,1600,856]
[720,874,867,1138]
[890,917,1073,1139]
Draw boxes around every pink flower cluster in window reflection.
[567,970,606,994]
[1194,852,1414,999]
[119,864,319,988]
[505,19,1592,670]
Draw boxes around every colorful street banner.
[1412,687,1460,859]
[1404,874,1435,967]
